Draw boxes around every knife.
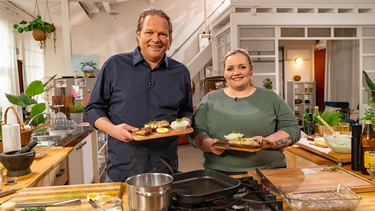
[255,168,280,194]
[0,189,21,198]
[15,198,81,208]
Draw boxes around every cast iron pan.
[160,156,241,205]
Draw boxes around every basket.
[1,106,45,147]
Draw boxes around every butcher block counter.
[0,147,72,188]
[0,170,374,210]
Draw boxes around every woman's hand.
[194,133,225,155]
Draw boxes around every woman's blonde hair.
[223,49,254,86]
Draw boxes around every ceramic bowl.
[224,133,244,140]
[323,132,351,154]
[170,120,189,131]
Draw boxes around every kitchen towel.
[1,124,21,152]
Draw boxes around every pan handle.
[159,156,181,174]
[136,187,170,197]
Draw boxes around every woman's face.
[223,53,253,90]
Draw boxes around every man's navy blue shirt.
[85,47,193,181]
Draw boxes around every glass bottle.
[303,107,310,133]
[360,120,375,175]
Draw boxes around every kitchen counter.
[1,174,374,210]
[0,147,72,189]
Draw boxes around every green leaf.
[26,80,44,97]
[5,93,26,107]
[43,74,57,87]
[29,103,46,125]
[363,71,375,90]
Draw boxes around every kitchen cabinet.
[35,158,68,187]
[91,130,108,183]
[286,81,316,126]
[68,133,94,184]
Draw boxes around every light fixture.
[295,57,303,65]
[110,12,119,19]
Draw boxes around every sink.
[32,131,67,142]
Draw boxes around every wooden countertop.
[1,175,374,210]
[0,144,373,210]
[0,147,72,190]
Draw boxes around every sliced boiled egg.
[156,127,169,133]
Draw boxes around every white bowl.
[224,133,244,140]
[170,120,188,131]
[323,132,352,154]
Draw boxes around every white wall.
[43,0,224,78]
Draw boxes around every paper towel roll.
[1,124,21,152]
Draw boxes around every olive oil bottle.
[360,120,375,175]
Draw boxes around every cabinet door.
[68,135,94,184]
[68,142,83,184]
[82,134,94,184]
[50,158,68,186]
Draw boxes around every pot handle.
[159,156,181,174]
[135,187,170,197]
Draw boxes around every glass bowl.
[279,184,361,210]
[323,132,351,154]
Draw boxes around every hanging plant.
[13,15,56,52]
[263,78,273,90]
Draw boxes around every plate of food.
[214,137,271,152]
[132,119,193,141]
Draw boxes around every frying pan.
[160,156,241,205]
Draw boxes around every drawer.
[50,158,68,186]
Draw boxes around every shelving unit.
[286,81,316,126]
[91,130,108,183]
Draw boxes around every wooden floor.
[178,143,204,172]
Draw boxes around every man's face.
[137,15,171,66]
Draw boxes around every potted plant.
[263,78,273,90]
[313,111,343,135]
[5,75,56,126]
[68,102,85,123]
[13,15,56,52]
[362,71,375,125]
[81,60,99,78]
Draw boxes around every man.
[85,7,193,182]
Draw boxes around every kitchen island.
[0,171,374,210]
[1,135,374,210]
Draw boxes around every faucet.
[27,112,50,127]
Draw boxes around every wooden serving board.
[248,166,375,194]
[132,126,193,141]
[296,137,351,165]
[213,141,263,152]
[10,182,123,210]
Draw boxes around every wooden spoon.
[316,115,336,134]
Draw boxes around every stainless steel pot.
[126,173,173,211]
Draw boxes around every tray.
[132,126,193,141]
[213,141,263,152]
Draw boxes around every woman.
[189,49,300,174]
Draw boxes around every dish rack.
[50,117,77,130]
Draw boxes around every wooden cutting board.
[248,166,375,194]
[213,141,263,152]
[296,138,351,165]
[52,95,74,117]
[10,182,123,210]
[132,126,193,141]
